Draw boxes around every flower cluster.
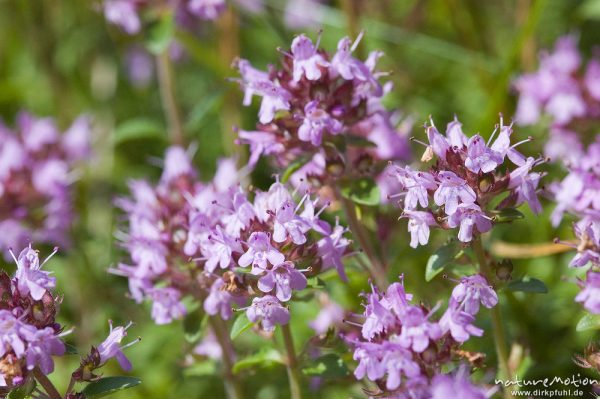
[385,117,543,246]
[102,0,263,35]
[234,32,411,193]
[114,146,351,332]
[0,245,136,394]
[0,112,90,260]
[349,276,496,397]
[551,139,600,313]
[514,35,600,163]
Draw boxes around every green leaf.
[306,277,326,289]
[146,14,174,55]
[340,177,380,206]
[184,360,218,377]
[302,354,349,379]
[82,377,141,398]
[281,158,307,184]
[506,277,548,293]
[578,0,600,19]
[7,377,35,399]
[65,342,78,354]
[184,308,204,343]
[491,208,525,223]
[345,134,376,148]
[232,349,284,374]
[113,118,165,145]
[230,312,254,340]
[425,242,459,282]
[576,313,600,332]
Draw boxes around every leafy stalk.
[472,237,514,399]
[208,316,245,399]
[281,324,303,399]
[32,367,62,399]
[156,50,185,146]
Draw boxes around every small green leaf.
[81,376,141,398]
[184,308,204,343]
[578,0,600,19]
[146,14,174,55]
[506,277,548,293]
[184,360,218,377]
[65,342,78,354]
[113,118,165,145]
[340,177,380,206]
[232,349,284,374]
[230,312,254,340]
[302,354,349,379]
[345,134,376,148]
[7,377,35,399]
[491,208,525,223]
[425,242,458,282]
[576,313,600,332]
[281,158,307,184]
[306,277,325,289]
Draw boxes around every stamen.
[351,30,365,53]
[40,247,59,268]
[315,29,323,49]
[509,136,534,149]
[410,137,429,147]
[276,47,293,59]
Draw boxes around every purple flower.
[161,146,195,184]
[426,124,450,161]
[361,288,396,340]
[187,0,226,20]
[431,370,490,399]
[273,201,307,245]
[252,81,292,124]
[237,130,284,169]
[203,227,242,272]
[380,343,421,390]
[148,287,186,324]
[575,271,600,314]
[451,274,498,315]
[330,35,370,81]
[317,223,350,281]
[434,171,477,215]
[0,311,27,359]
[97,321,137,371]
[290,34,328,82]
[238,232,285,274]
[439,298,484,343]
[13,246,56,301]
[392,166,437,210]
[193,329,222,360]
[396,306,442,353]
[204,279,244,320]
[298,101,342,146]
[103,0,141,34]
[257,261,307,301]
[585,59,600,101]
[464,135,502,174]
[569,218,600,267]
[508,157,542,214]
[447,203,492,243]
[246,295,290,332]
[309,298,344,335]
[353,342,384,382]
[21,327,65,374]
[404,210,437,248]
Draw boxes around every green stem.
[472,237,513,399]
[209,317,245,399]
[32,367,62,399]
[156,51,185,146]
[336,191,388,289]
[281,324,302,399]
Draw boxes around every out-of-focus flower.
[0,112,90,260]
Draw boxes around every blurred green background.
[1,0,600,397]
